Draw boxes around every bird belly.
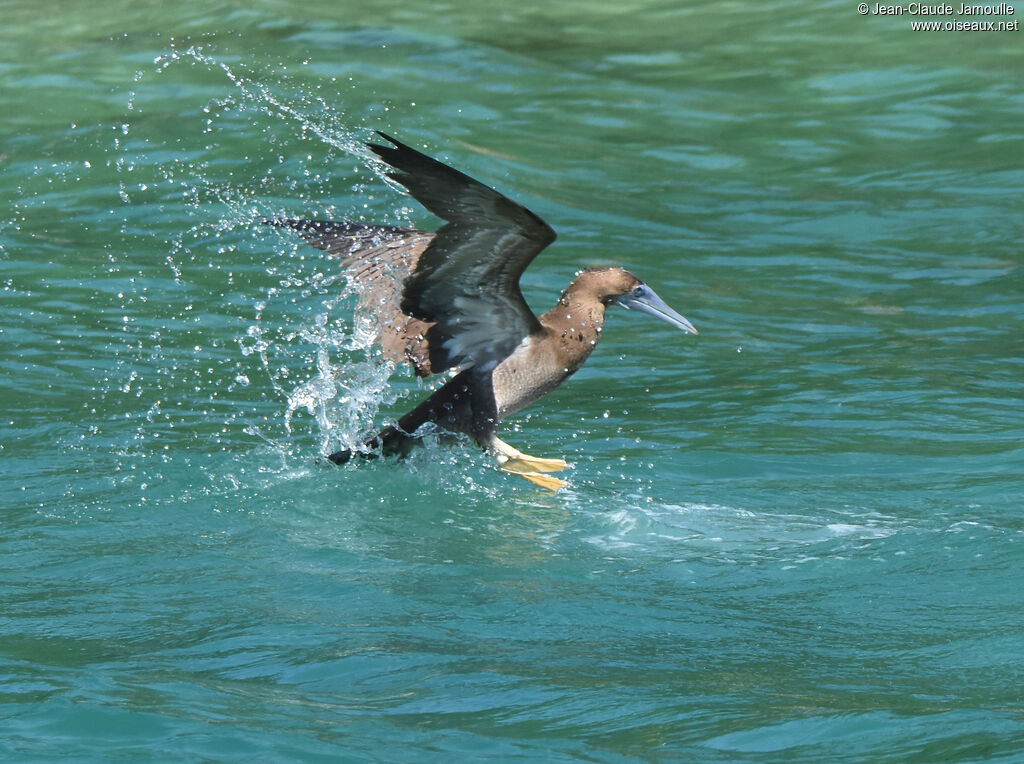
[492,343,568,419]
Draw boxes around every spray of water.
[124,43,426,466]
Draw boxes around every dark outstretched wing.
[269,219,439,375]
[368,132,557,371]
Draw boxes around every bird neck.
[538,284,608,374]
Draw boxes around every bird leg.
[463,371,566,491]
[488,435,569,491]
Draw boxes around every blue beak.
[615,284,698,335]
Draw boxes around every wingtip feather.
[263,217,316,233]
[367,131,406,162]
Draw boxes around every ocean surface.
[2,0,1022,760]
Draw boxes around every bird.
[271,132,697,490]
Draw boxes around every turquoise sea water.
[3,0,1023,760]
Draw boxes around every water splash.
[116,43,426,467]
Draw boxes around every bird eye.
[632,285,645,298]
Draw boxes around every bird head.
[585,267,698,335]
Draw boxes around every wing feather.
[273,133,558,376]
[368,133,556,370]
[269,219,438,375]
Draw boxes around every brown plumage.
[271,133,698,489]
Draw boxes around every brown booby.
[272,133,697,489]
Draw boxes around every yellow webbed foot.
[499,454,569,474]
[517,472,567,491]
[489,435,570,490]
